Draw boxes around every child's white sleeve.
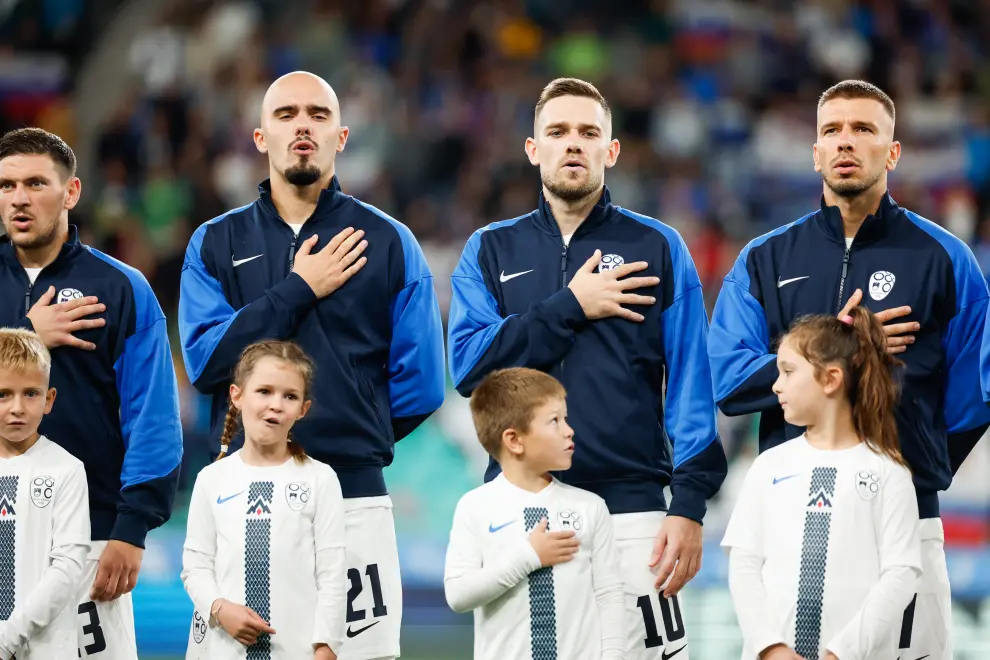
[311,468,347,655]
[181,472,223,617]
[825,463,922,660]
[590,498,624,660]
[443,495,541,613]
[0,463,89,657]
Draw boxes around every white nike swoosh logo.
[232,254,263,267]
[777,276,809,288]
[500,269,534,283]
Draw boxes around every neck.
[15,223,68,269]
[804,402,860,451]
[268,167,336,224]
[0,432,40,458]
[822,182,886,239]
[500,460,553,493]
[239,438,291,466]
[544,186,602,237]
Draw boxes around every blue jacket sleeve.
[447,229,588,396]
[110,274,183,548]
[708,248,779,416]
[659,229,727,524]
[179,223,317,393]
[387,225,446,441]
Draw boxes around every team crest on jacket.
[868,271,895,301]
[557,509,583,533]
[598,254,624,272]
[57,288,84,304]
[285,482,311,511]
[192,610,207,644]
[31,476,54,508]
[855,470,881,500]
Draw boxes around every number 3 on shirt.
[78,601,107,655]
[346,563,388,622]
[636,594,685,649]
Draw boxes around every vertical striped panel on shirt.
[524,507,557,660]
[0,476,16,620]
[794,467,837,659]
[245,481,274,660]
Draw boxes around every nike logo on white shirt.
[233,254,264,267]
[777,276,809,288]
[500,269,533,283]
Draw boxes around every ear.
[812,142,822,173]
[524,137,539,166]
[63,177,81,211]
[229,383,243,410]
[253,127,267,154]
[604,138,620,169]
[820,365,845,397]
[298,399,313,419]
[336,126,349,153]
[886,140,901,172]
[44,387,56,414]
[502,428,524,457]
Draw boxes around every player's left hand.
[91,540,144,601]
[313,644,337,660]
[648,515,703,598]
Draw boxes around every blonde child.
[181,340,346,659]
[722,308,921,659]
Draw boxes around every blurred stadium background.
[3,0,990,657]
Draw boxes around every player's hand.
[313,643,337,660]
[568,250,659,322]
[759,644,805,660]
[649,515,703,597]
[90,540,143,601]
[838,288,917,355]
[292,227,368,298]
[528,518,580,567]
[215,599,276,646]
[26,286,106,351]
[823,652,839,660]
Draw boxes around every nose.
[9,395,24,415]
[11,184,30,206]
[562,421,574,438]
[772,375,783,395]
[269,397,284,412]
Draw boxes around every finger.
[100,567,124,602]
[535,518,548,534]
[296,234,319,258]
[61,335,97,351]
[61,296,101,312]
[884,335,914,348]
[338,240,368,268]
[340,257,367,279]
[90,563,112,601]
[886,345,907,355]
[616,276,660,291]
[65,304,106,321]
[237,632,258,646]
[580,249,602,272]
[838,288,862,317]
[663,557,690,597]
[326,227,357,253]
[875,305,912,323]
[615,293,657,307]
[612,306,646,323]
[122,567,140,595]
[654,551,677,591]
[35,286,56,306]
[610,261,650,279]
[882,321,919,336]
[649,531,667,568]
[546,529,575,539]
[332,229,366,259]
[67,318,107,333]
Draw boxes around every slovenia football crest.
[557,509,583,533]
[598,253,624,272]
[285,481,311,511]
[57,288,84,304]
[192,610,207,644]
[856,470,881,500]
[868,271,895,301]
[31,476,54,508]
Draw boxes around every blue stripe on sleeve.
[355,200,446,417]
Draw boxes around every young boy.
[0,328,89,659]
[444,367,624,660]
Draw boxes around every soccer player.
[723,308,921,660]
[709,80,990,660]
[182,340,346,660]
[0,328,90,659]
[0,128,183,660]
[447,78,726,659]
[444,367,623,660]
[178,71,445,660]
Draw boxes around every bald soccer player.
[178,71,445,660]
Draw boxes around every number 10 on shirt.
[637,593,685,649]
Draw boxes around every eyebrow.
[544,121,602,133]
[0,175,51,186]
[819,119,880,133]
[272,104,333,117]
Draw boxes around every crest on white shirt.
[557,509,583,533]
[57,288,84,304]
[285,481,311,511]
[855,470,881,500]
[192,610,207,644]
[597,254,625,272]
[31,476,54,508]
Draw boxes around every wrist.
[209,598,226,629]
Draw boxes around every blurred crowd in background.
[2,0,990,656]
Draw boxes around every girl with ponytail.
[722,306,922,660]
[181,340,346,660]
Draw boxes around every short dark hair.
[535,77,611,125]
[469,368,567,460]
[0,128,77,178]
[818,80,895,123]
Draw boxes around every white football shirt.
[0,436,90,660]
[182,450,347,659]
[444,475,624,660]
[722,436,922,660]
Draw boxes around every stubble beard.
[541,168,602,202]
[822,166,884,199]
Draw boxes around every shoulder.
[186,203,258,262]
[454,481,497,514]
[304,457,341,487]
[82,245,164,329]
[612,206,686,251]
[555,481,609,514]
[738,211,817,264]
[192,457,230,490]
[343,196,434,283]
[38,437,85,475]
[900,208,985,297]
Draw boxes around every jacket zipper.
[288,233,299,271]
[559,239,568,375]
[23,282,33,315]
[835,245,851,313]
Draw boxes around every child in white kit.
[722,307,922,660]
[181,340,347,660]
[0,328,89,660]
[444,367,624,660]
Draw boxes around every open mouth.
[562,159,586,171]
[833,159,859,175]
[263,416,280,426]
[9,213,32,229]
[292,140,316,156]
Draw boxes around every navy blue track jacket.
[709,194,990,519]
[0,227,183,547]
[447,188,727,523]
[178,178,445,498]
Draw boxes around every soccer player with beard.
[448,78,727,659]
[179,72,445,660]
[709,80,990,660]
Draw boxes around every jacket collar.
[815,191,898,246]
[257,175,345,220]
[1,224,81,269]
[534,186,612,239]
